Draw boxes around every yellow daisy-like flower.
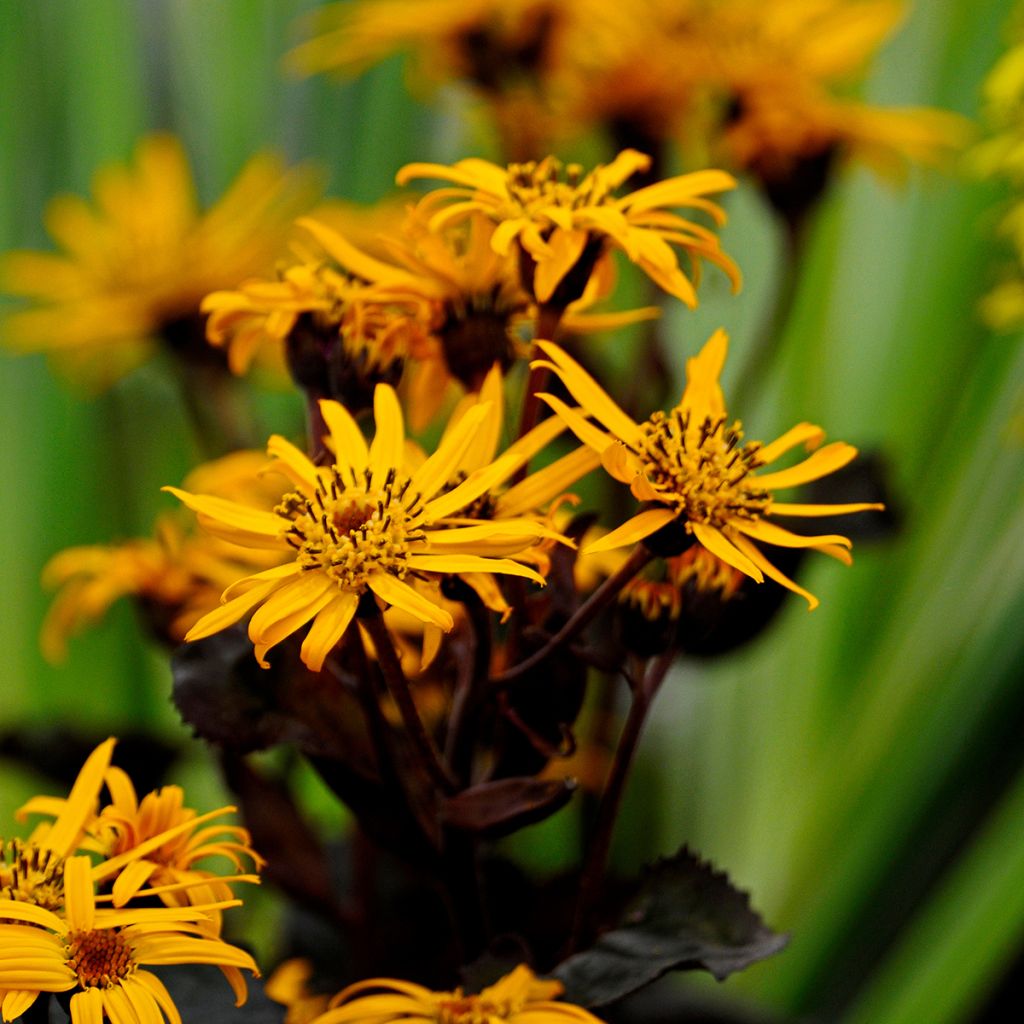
[286,0,568,85]
[2,739,116,913]
[533,332,883,609]
[166,385,555,671]
[309,964,603,1024]
[202,229,431,381]
[0,856,258,1024]
[1,134,316,386]
[697,0,968,188]
[295,210,656,427]
[395,149,740,308]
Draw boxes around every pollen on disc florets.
[65,928,135,988]
[275,465,425,589]
[0,839,65,911]
[634,408,770,528]
[506,157,611,212]
[438,994,510,1024]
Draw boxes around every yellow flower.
[309,964,603,1024]
[40,452,290,662]
[202,225,432,382]
[0,856,258,1024]
[2,739,115,912]
[395,149,740,307]
[1,134,316,387]
[19,747,260,936]
[296,210,656,428]
[165,385,557,671]
[286,0,569,86]
[533,332,883,609]
[696,0,968,187]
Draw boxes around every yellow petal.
[583,508,677,554]
[534,394,611,453]
[300,592,359,672]
[753,443,859,490]
[733,519,852,549]
[770,502,885,516]
[368,384,405,489]
[730,533,819,611]
[533,341,641,444]
[185,578,289,642]
[406,554,545,584]
[163,488,282,538]
[691,522,763,582]
[319,399,369,485]
[367,573,453,631]
[757,422,826,465]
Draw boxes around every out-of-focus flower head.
[40,451,289,662]
[397,150,740,310]
[1,134,318,388]
[307,964,605,1024]
[692,0,968,216]
[166,385,564,671]
[973,9,1024,330]
[534,330,884,609]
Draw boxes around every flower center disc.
[0,839,64,911]
[438,995,507,1024]
[66,929,135,988]
[636,410,770,528]
[277,468,423,590]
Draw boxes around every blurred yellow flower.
[1,134,317,387]
[40,451,289,662]
[396,150,740,307]
[697,0,968,190]
[166,386,559,671]
[534,331,883,608]
[309,964,603,1024]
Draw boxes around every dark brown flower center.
[66,929,135,988]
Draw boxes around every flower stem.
[359,609,459,795]
[569,643,677,952]
[492,543,652,688]
[445,589,493,784]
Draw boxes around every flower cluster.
[0,739,260,1024]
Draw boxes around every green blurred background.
[2,1,1023,1021]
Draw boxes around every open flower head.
[0,856,258,1024]
[286,0,570,87]
[1,739,115,915]
[396,149,740,308]
[166,385,557,671]
[309,964,604,1024]
[202,219,433,384]
[0,134,317,387]
[696,0,968,187]
[534,332,883,609]
[296,210,657,428]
